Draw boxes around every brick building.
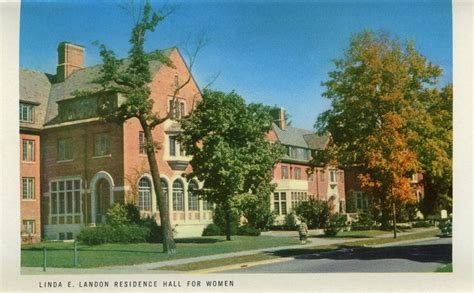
[268,109,346,223]
[20,42,212,241]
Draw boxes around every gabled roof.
[19,68,52,129]
[272,122,329,150]
[21,48,176,126]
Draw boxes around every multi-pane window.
[355,192,368,210]
[294,167,301,180]
[94,133,110,156]
[273,192,287,215]
[22,140,35,161]
[22,177,35,199]
[57,138,73,161]
[22,220,35,235]
[20,103,34,123]
[172,180,184,211]
[169,100,186,119]
[50,179,82,225]
[281,166,289,179]
[188,180,199,211]
[138,177,152,212]
[291,192,307,210]
[139,132,146,154]
[169,135,185,157]
[203,200,212,211]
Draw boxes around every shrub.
[284,212,298,230]
[357,211,375,229]
[77,224,149,245]
[124,203,142,225]
[212,204,239,235]
[106,203,129,227]
[438,220,452,237]
[294,199,329,229]
[237,224,261,236]
[140,216,163,243]
[202,223,222,236]
[237,194,275,230]
[323,214,347,236]
[412,220,433,228]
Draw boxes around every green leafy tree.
[315,31,452,231]
[73,2,201,253]
[180,89,284,240]
[294,198,329,229]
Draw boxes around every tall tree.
[315,31,451,230]
[74,1,198,253]
[179,89,284,240]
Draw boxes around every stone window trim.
[188,180,199,211]
[168,135,185,157]
[139,131,147,155]
[273,192,287,215]
[168,97,186,120]
[49,178,83,225]
[172,179,185,211]
[281,166,289,179]
[138,177,152,212]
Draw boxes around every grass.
[435,263,453,272]
[336,229,440,248]
[320,229,389,238]
[21,235,300,268]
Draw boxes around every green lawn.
[21,236,300,268]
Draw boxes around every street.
[221,237,452,273]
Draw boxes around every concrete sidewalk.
[21,227,438,275]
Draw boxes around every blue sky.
[20,0,452,129]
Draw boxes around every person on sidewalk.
[298,221,308,244]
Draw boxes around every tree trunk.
[392,201,397,239]
[225,202,232,241]
[141,120,176,253]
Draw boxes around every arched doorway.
[90,171,115,225]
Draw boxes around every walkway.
[21,227,438,275]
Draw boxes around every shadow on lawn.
[175,238,224,244]
[311,235,372,239]
[268,242,452,264]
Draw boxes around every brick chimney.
[270,107,286,130]
[56,42,84,82]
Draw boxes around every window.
[94,133,110,157]
[188,181,199,211]
[330,169,337,183]
[320,170,325,181]
[281,166,289,179]
[303,149,310,160]
[50,179,82,224]
[169,135,185,157]
[355,192,368,210]
[291,192,307,210]
[139,132,146,154]
[273,193,280,214]
[294,168,301,180]
[22,140,35,162]
[169,100,186,119]
[22,177,35,199]
[174,74,179,87]
[203,200,212,211]
[20,103,34,123]
[172,180,184,211]
[138,177,152,212]
[22,220,35,235]
[290,147,298,158]
[280,192,287,215]
[57,138,73,161]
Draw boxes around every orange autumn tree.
[358,113,418,237]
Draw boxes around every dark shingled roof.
[272,123,330,150]
[32,48,175,125]
[20,68,52,129]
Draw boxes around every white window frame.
[20,103,34,123]
[49,178,82,225]
[138,177,152,212]
[168,98,186,120]
[22,177,35,200]
[22,139,35,162]
[330,169,337,183]
[281,166,289,179]
[188,181,199,211]
[172,180,185,211]
[139,131,146,155]
[22,220,36,235]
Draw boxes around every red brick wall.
[20,132,41,242]
[41,121,124,225]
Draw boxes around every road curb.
[369,236,441,248]
[189,257,294,274]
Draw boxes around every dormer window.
[20,103,35,123]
